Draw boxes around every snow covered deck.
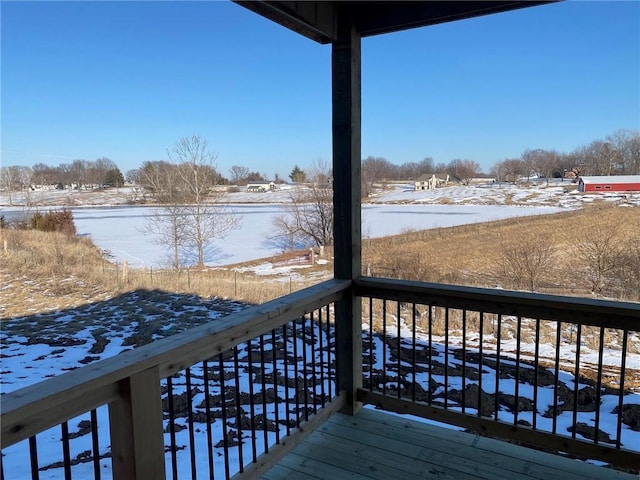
[263,408,634,480]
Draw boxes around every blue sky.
[2,1,639,177]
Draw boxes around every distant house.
[577,175,640,193]
[414,174,449,191]
[246,181,276,192]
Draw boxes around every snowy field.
[0,203,566,267]
[5,180,637,268]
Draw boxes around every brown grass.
[0,229,326,318]
[363,204,640,301]
[2,204,638,320]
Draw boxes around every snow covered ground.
[2,182,638,478]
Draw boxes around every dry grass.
[2,204,638,320]
[363,204,640,301]
[0,229,325,318]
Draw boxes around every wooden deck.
[262,408,636,480]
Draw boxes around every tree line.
[2,129,638,262]
[2,128,637,197]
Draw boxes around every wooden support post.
[332,13,362,415]
[109,367,166,480]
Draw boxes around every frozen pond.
[1,203,565,267]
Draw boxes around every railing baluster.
[185,367,197,478]
[616,329,629,449]
[533,318,540,430]
[291,323,300,429]
[61,421,72,480]
[444,308,449,409]
[319,307,326,405]
[514,315,522,426]
[247,340,257,463]
[594,327,605,445]
[326,305,333,401]
[260,334,269,451]
[282,324,291,437]
[553,321,562,435]
[478,312,484,418]
[571,324,582,440]
[167,376,178,480]
[368,297,374,393]
[397,301,402,399]
[462,309,467,414]
[412,303,417,403]
[232,347,243,473]
[90,409,101,480]
[218,353,230,480]
[428,304,433,406]
[382,299,387,396]
[302,315,309,422]
[494,314,502,421]
[271,331,280,445]
[203,360,215,479]
[28,435,39,480]
[310,312,317,416]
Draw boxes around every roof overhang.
[234,1,558,44]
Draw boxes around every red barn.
[578,175,640,192]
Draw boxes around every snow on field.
[1,195,573,268]
[2,182,639,478]
[3,181,638,269]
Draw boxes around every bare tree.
[447,159,480,185]
[69,159,87,190]
[498,236,556,291]
[606,129,640,175]
[615,231,640,301]
[0,166,32,206]
[575,222,621,294]
[501,158,526,184]
[125,169,140,184]
[271,159,333,249]
[139,161,188,269]
[490,160,506,186]
[229,165,250,185]
[362,156,390,197]
[169,135,242,268]
[522,148,562,185]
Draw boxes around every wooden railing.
[3,276,639,478]
[1,279,349,480]
[353,276,640,471]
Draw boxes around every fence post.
[122,260,129,284]
[109,367,166,479]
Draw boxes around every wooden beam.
[109,367,166,480]
[1,279,349,448]
[332,12,362,414]
[351,1,558,38]
[353,276,640,329]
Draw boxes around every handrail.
[354,276,640,328]
[1,278,350,448]
[353,275,640,470]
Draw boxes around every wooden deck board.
[262,408,636,480]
